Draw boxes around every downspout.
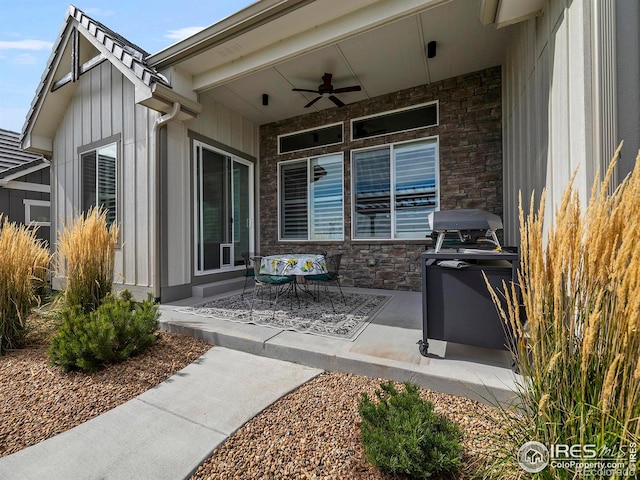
[152,101,180,302]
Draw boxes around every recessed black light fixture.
[262,93,269,106]
[427,41,437,59]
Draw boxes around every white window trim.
[350,136,440,241]
[23,199,51,227]
[277,152,345,242]
[350,100,439,141]
[277,122,344,155]
[192,140,255,276]
[79,139,120,227]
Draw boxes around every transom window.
[352,138,439,240]
[81,141,118,226]
[279,153,344,241]
[351,102,438,140]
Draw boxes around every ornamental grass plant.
[57,207,119,313]
[0,215,50,354]
[485,145,640,479]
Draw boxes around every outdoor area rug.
[176,290,393,341]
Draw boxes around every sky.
[0,0,256,133]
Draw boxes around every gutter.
[152,102,180,302]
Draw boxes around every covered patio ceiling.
[151,0,524,126]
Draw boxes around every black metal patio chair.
[249,256,298,318]
[306,253,345,312]
[240,251,259,298]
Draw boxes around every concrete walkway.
[0,348,321,480]
[161,287,518,405]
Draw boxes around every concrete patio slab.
[159,287,519,405]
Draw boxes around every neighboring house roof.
[21,5,201,156]
[0,129,48,181]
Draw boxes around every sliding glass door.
[194,141,253,275]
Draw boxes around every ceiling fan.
[292,73,361,108]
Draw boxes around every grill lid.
[428,209,503,253]
[429,208,503,232]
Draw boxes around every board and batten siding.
[502,0,596,245]
[52,62,160,294]
[163,92,260,292]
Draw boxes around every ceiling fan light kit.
[292,72,362,108]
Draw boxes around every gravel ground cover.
[192,372,503,480]
[0,316,212,458]
[2,315,503,479]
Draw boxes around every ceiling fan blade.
[292,88,320,93]
[329,95,345,108]
[333,85,361,94]
[304,96,322,108]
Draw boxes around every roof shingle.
[0,129,46,178]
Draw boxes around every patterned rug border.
[175,290,394,341]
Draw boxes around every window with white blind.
[279,153,344,241]
[81,141,118,227]
[352,138,438,240]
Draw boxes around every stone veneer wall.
[258,66,502,291]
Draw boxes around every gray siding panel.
[53,63,158,290]
[502,0,593,245]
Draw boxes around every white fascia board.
[21,133,54,156]
[192,0,449,91]
[494,0,545,28]
[0,181,51,193]
[148,0,312,68]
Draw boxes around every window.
[24,199,51,226]
[351,102,438,140]
[279,153,344,240]
[352,138,438,240]
[81,142,118,226]
[278,123,343,154]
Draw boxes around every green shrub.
[358,381,462,479]
[0,215,50,354]
[57,206,119,313]
[49,290,159,372]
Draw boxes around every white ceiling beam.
[192,0,451,92]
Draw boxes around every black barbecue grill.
[428,208,503,252]
[419,209,519,357]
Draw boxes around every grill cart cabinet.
[419,250,519,355]
[418,209,519,356]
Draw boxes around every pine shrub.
[0,215,50,354]
[358,381,462,479]
[49,290,159,372]
[57,206,119,313]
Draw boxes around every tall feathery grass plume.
[484,144,640,479]
[56,206,119,313]
[0,215,51,354]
